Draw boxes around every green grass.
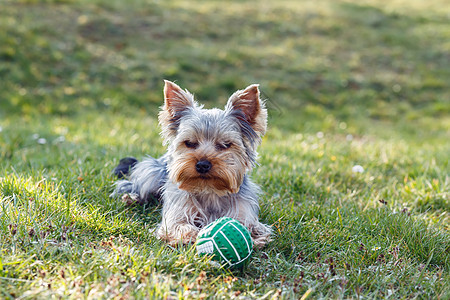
[1,0,449,298]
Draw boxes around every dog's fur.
[112,80,271,247]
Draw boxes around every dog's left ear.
[226,84,267,139]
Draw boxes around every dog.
[111,80,271,247]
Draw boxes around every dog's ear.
[159,80,196,144]
[226,84,267,139]
[163,80,195,117]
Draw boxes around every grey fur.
[111,81,272,247]
[111,155,168,202]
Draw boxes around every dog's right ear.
[163,80,195,116]
[159,80,196,144]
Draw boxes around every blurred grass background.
[1,0,449,135]
[0,0,449,298]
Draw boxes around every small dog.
[112,80,271,247]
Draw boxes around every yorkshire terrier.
[111,80,271,247]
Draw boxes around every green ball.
[196,217,253,269]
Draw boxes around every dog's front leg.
[157,221,199,246]
[236,201,272,248]
[156,191,200,245]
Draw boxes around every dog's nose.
[196,160,212,174]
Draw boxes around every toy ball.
[196,217,253,269]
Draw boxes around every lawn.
[0,0,449,298]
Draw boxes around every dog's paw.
[178,230,198,245]
[157,224,199,246]
[249,222,272,248]
[121,193,140,206]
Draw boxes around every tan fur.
[168,145,247,196]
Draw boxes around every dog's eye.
[184,141,199,149]
[216,142,232,150]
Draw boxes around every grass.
[0,0,449,298]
